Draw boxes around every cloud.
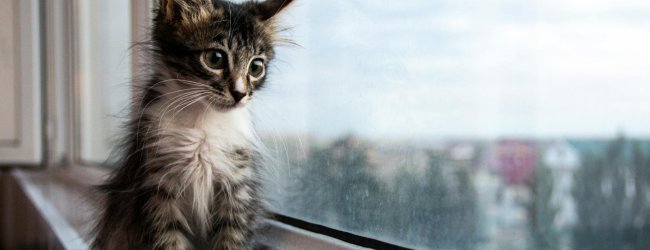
[260,0,650,139]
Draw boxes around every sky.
[251,0,650,139]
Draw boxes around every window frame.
[0,0,44,165]
[40,0,410,249]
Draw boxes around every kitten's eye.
[248,59,265,78]
[203,50,226,70]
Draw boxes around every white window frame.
[0,0,43,166]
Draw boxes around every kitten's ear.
[250,0,294,21]
[158,0,211,22]
[159,0,181,22]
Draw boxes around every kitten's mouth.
[221,91,249,109]
[206,90,246,110]
[211,102,236,110]
[222,103,241,109]
[212,99,247,111]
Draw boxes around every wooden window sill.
[3,166,364,250]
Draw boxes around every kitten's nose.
[231,78,247,103]
[231,90,246,103]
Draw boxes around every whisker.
[133,88,215,164]
[147,92,208,153]
[144,90,208,137]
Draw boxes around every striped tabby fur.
[91,0,294,249]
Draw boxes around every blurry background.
[254,1,650,249]
[1,0,650,249]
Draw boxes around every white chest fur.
[144,105,258,236]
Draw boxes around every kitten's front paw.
[155,230,191,250]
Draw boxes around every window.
[255,0,650,249]
[51,0,650,249]
[74,0,132,164]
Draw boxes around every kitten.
[91,0,293,249]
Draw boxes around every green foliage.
[288,136,479,249]
[288,136,386,233]
[288,135,650,249]
[528,164,560,249]
[412,151,479,249]
[572,136,650,249]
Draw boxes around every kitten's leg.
[210,188,256,250]
[210,151,258,250]
[144,189,192,250]
[211,214,253,250]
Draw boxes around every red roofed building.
[495,140,537,185]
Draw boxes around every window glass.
[76,0,131,164]
[254,0,650,249]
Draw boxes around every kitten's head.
[151,0,293,109]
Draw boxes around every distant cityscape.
[263,134,650,249]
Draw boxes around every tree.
[329,137,385,231]
[528,163,560,249]
[572,136,650,249]
[404,151,479,249]
[290,137,481,249]
[288,135,385,232]
[288,145,337,221]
